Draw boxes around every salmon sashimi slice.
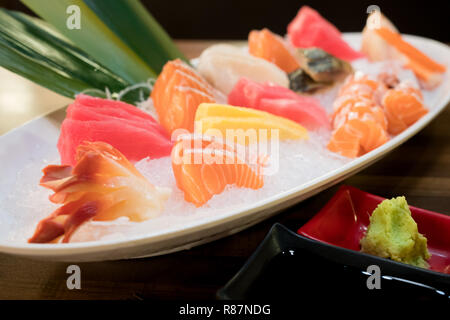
[327,123,361,158]
[382,82,428,134]
[375,27,446,89]
[332,103,387,131]
[248,28,301,73]
[348,119,389,154]
[29,142,170,243]
[151,59,217,134]
[338,73,387,102]
[332,94,376,116]
[333,74,388,129]
[171,134,264,207]
[328,73,390,157]
[327,119,389,157]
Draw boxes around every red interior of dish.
[298,185,450,274]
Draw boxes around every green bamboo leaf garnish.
[22,0,157,83]
[84,0,187,73]
[0,9,130,98]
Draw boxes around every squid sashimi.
[58,95,172,166]
[194,103,309,145]
[287,6,364,61]
[382,82,428,134]
[29,141,171,243]
[361,11,446,89]
[197,44,289,95]
[248,28,300,73]
[151,59,221,134]
[171,134,264,207]
[228,78,330,130]
[328,73,390,157]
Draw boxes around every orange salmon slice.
[249,28,300,73]
[382,86,428,134]
[151,59,216,134]
[171,135,264,207]
[328,74,390,157]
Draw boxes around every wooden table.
[0,41,448,300]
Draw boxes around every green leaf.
[21,0,157,83]
[0,9,131,98]
[0,40,88,98]
[83,0,186,73]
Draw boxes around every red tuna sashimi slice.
[67,101,155,124]
[228,77,329,130]
[67,103,169,138]
[259,98,330,130]
[58,95,172,166]
[228,77,320,109]
[58,119,173,166]
[287,6,364,61]
[228,78,302,108]
[74,94,156,122]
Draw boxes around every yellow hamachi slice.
[194,103,308,144]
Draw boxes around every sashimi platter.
[0,5,449,261]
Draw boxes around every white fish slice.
[197,44,289,95]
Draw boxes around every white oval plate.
[0,34,449,261]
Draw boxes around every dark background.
[1,0,449,42]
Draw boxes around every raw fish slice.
[58,119,173,165]
[68,95,169,137]
[338,73,386,100]
[287,6,364,61]
[67,104,168,136]
[66,102,163,131]
[382,83,428,134]
[194,103,308,145]
[288,68,329,93]
[58,95,172,166]
[333,103,387,131]
[327,119,389,157]
[332,94,375,115]
[75,94,157,122]
[151,59,216,134]
[228,77,317,108]
[66,105,156,129]
[348,119,389,153]
[327,125,361,158]
[248,28,300,73]
[171,134,264,207]
[294,48,353,83]
[29,142,170,243]
[228,78,329,130]
[258,98,330,130]
[328,73,390,157]
[197,44,289,95]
